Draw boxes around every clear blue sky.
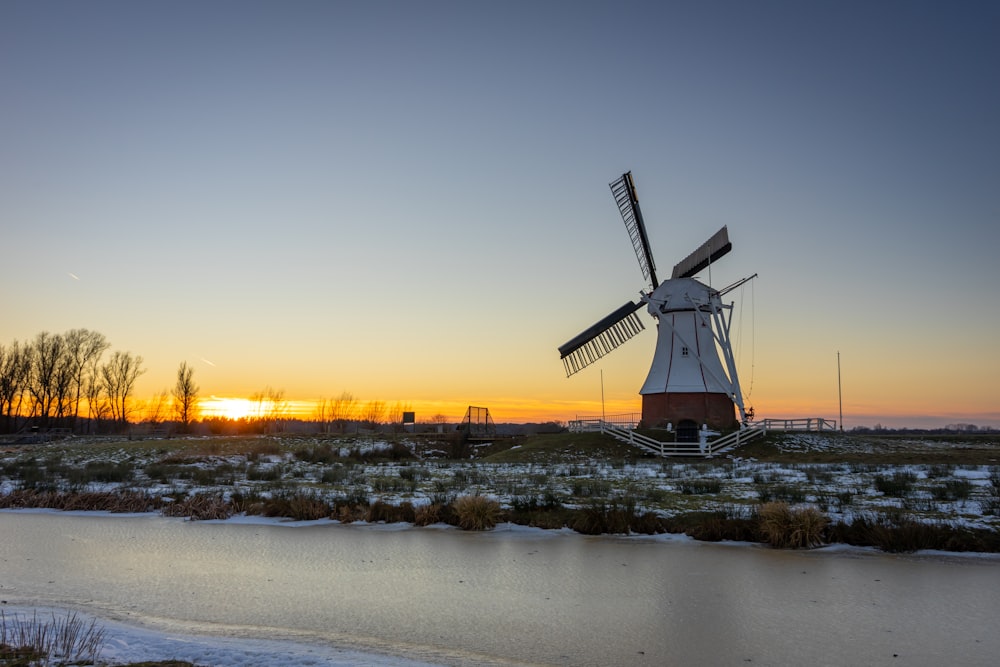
[2,1,998,428]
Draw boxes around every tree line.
[0,329,149,434]
[1,329,433,437]
[311,393,423,434]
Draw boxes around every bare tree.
[83,352,107,433]
[172,361,199,432]
[313,397,335,434]
[63,329,109,432]
[100,351,146,427]
[249,386,287,433]
[0,340,31,433]
[330,391,357,433]
[360,399,386,430]
[143,390,171,425]
[26,331,70,427]
[387,401,413,434]
[313,398,328,424]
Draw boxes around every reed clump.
[570,496,662,535]
[873,470,917,498]
[506,495,573,530]
[828,510,1000,553]
[0,610,106,666]
[678,478,722,495]
[413,502,442,526]
[367,499,416,524]
[0,488,161,513]
[260,491,331,521]
[757,502,828,549]
[662,507,759,542]
[161,492,232,520]
[453,494,502,530]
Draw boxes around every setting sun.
[200,397,256,421]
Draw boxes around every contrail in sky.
[201,358,217,367]
[68,272,80,280]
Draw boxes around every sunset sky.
[2,1,998,429]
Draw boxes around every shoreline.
[4,506,1000,560]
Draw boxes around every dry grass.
[757,502,829,549]
[0,488,161,513]
[413,503,442,526]
[260,491,330,521]
[0,609,105,666]
[367,500,416,523]
[452,495,502,530]
[336,504,368,523]
[161,493,232,520]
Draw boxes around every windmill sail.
[671,226,732,279]
[610,172,659,290]
[558,301,646,376]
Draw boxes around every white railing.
[571,419,765,457]
[570,416,835,457]
[570,413,640,431]
[760,418,837,432]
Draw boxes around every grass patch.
[161,492,231,520]
[569,496,661,535]
[452,495,502,530]
[873,471,917,497]
[931,478,973,501]
[246,463,283,481]
[0,488,161,513]
[757,502,828,549]
[294,443,341,464]
[482,432,640,464]
[0,610,106,666]
[261,491,331,521]
[662,506,758,542]
[757,483,807,504]
[678,479,722,495]
[829,510,1000,553]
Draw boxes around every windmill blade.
[558,301,646,377]
[610,172,659,290]
[671,226,732,279]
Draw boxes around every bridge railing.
[569,416,835,457]
[569,413,640,432]
[759,418,837,432]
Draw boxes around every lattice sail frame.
[558,302,645,377]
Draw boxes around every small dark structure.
[459,406,496,440]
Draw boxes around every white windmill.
[558,172,755,440]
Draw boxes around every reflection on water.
[2,512,998,666]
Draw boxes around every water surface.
[2,512,997,666]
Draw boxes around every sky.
[2,1,998,429]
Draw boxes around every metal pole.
[601,369,606,422]
[837,351,843,432]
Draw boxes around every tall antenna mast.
[838,351,843,432]
[601,369,606,422]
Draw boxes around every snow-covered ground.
[1,605,441,667]
[1,432,998,531]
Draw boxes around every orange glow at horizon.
[199,397,256,421]
[192,395,641,425]
[175,393,996,430]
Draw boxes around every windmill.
[558,172,754,439]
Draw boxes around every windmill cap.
[649,277,717,313]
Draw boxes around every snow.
[0,605,443,667]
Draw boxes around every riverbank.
[2,431,998,552]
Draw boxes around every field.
[2,430,999,552]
